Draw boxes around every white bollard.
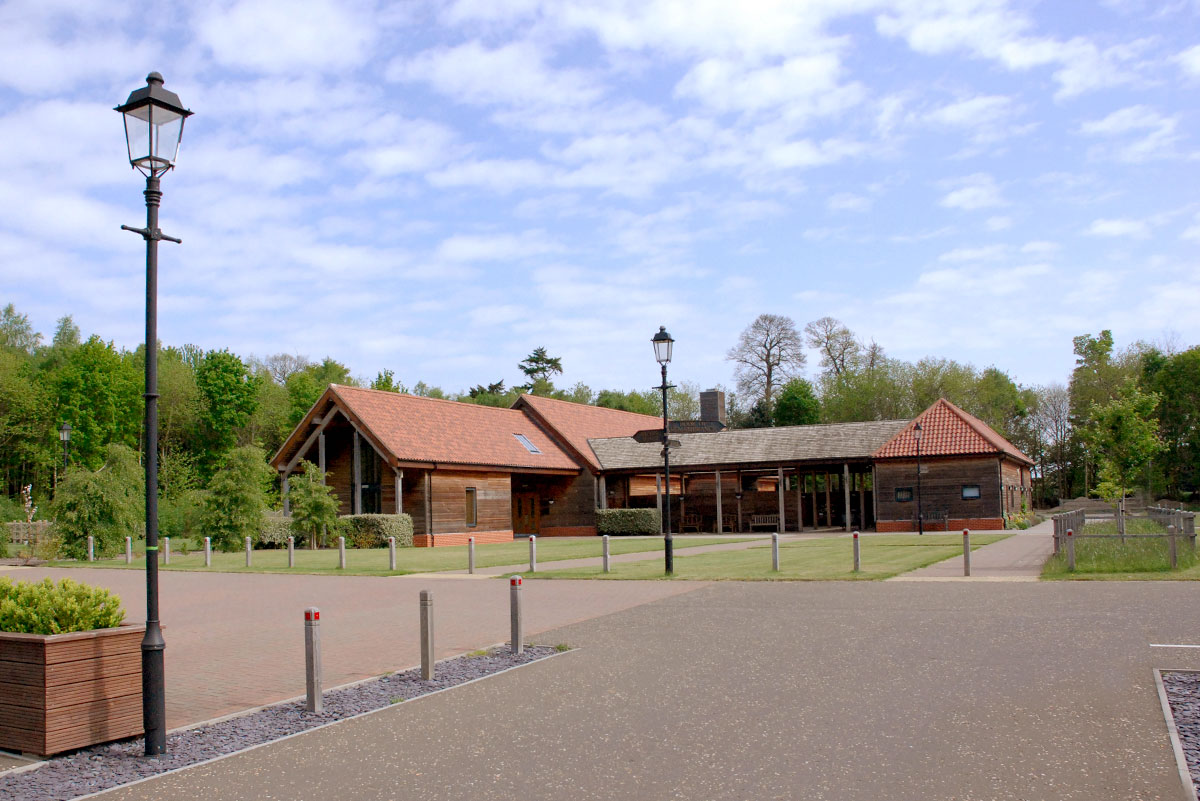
[468,536,475,574]
[245,536,252,567]
[87,535,94,562]
[1066,528,1075,571]
[204,536,211,567]
[287,536,294,568]
[510,575,523,655]
[602,535,610,573]
[338,536,346,570]
[1169,524,1178,570]
[771,532,780,571]
[304,608,323,713]
[963,529,971,577]
[388,536,397,572]
[164,537,170,566]
[420,590,434,680]
[125,537,132,564]
[529,534,537,573]
[853,531,861,573]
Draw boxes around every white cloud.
[1086,218,1151,238]
[1080,105,1180,163]
[939,244,1007,262]
[674,51,865,120]
[939,173,1005,210]
[828,192,870,212]
[925,94,1032,144]
[985,216,1012,231]
[1178,44,1200,78]
[1181,213,1200,242]
[1021,241,1060,256]
[435,231,563,262]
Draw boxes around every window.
[465,488,477,527]
[895,487,913,502]
[514,433,541,454]
[962,485,981,500]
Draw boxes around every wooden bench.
[680,514,703,533]
[749,514,779,531]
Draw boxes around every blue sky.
[1,0,1197,396]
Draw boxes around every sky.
[1,0,1197,397]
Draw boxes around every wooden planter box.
[0,624,144,755]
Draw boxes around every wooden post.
[1066,528,1075,571]
[282,472,290,516]
[777,466,786,532]
[811,473,818,530]
[394,469,403,515]
[599,475,608,510]
[736,470,743,532]
[318,431,326,476]
[680,474,687,522]
[654,474,661,531]
[843,463,852,532]
[857,470,866,532]
[797,468,805,531]
[1169,524,1178,570]
[424,471,433,541]
[824,472,831,529]
[715,470,723,534]
[353,431,362,515]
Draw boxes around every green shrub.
[201,446,273,551]
[597,508,661,536]
[0,577,125,634]
[340,514,414,548]
[7,521,59,561]
[159,490,206,543]
[259,513,293,548]
[0,495,24,523]
[50,444,144,559]
[288,461,340,548]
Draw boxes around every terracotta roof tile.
[330,386,580,471]
[514,394,663,472]
[871,398,1033,464]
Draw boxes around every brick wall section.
[413,530,514,548]
[324,424,354,515]
[539,526,597,537]
[875,456,1002,527]
[876,517,1004,532]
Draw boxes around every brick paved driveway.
[1,566,702,729]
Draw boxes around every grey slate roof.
[588,419,910,472]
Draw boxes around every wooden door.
[513,492,540,535]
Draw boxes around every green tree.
[371,369,406,393]
[0,350,54,496]
[50,444,144,559]
[518,347,563,391]
[200,446,273,551]
[1085,383,1163,501]
[0,303,42,355]
[195,349,260,465]
[596,389,660,416]
[288,460,340,548]
[1143,346,1200,496]
[774,378,820,426]
[286,358,355,426]
[48,336,142,469]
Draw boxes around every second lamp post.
[652,326,675,574]
[914,421,924,536]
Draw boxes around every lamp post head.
[59,422,71,443]
[116,72,193,177]
[652,326,674,365]
[913,421,922,443]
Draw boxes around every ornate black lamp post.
[58,423,71,470]
[652,326,674,575]
[914,421,924,536]
[116,72,192,757]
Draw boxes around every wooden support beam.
[286,410,337,473]
[715,470,723,534]
[857,469,866,531]
[353,431,362,515]
[825,472,831,529]
[394,469,403,515]
[777,466,786,532]
[424,471,433,538]
[811,473,818,530]
[655,474,662,532]
[843,463,852,532]
[599,475,608,510]
[871,464,879,531]
[281,472,290,516]
[796,467,804,531]
[736,470,743,533]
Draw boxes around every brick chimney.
[700,389,726,426]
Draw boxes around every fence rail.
[1052,505,1197,565]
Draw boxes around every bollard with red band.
[1066,528,1075,572]
[962,529,971,577]
[510,575,523,655]
[304,607,322,712]
[468,536,476,574]
[852,531,861,573]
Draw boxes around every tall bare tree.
[726,314,806,407]
[804,316,860,378]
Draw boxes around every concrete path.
[0,566,706,731]
[891,518,1055,580]
[95,581,1200,801]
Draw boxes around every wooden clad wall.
[430,471,511,534]
[524,472,595,536]
[323,425,354,515]
[875,457,1001,526]
[401,470,429,536]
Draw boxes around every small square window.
[962,485,981,500]
[465,488,477,527]
[514,433,541,454]
[895,487,913,502]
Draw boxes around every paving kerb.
[93,581,1200,801]
[6,567,706,730]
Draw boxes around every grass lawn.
[1042,519,1199,580]
[46,536,754,577]
[533,533,1009,581]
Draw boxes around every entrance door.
[513,492,539,535]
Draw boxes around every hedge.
[596,508,661,536]
[0,577,125,635]
[259,514,293,547]
[340,514,414,548]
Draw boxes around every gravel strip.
[0,645,559,801]
[1163,671,1200,794]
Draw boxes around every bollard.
[602,534,610,573]
[468,536,475,574]
[287,536,294,568]
[1169,524,1178,570]
[87,535,94,563]
[529,534,537,573]
[771,532,780,571]
[338,536,346,570]
[852,531,860,573]
[389,537,397,572]
[125,537,132,564]
[510,575,523,655]
[304,608,323,713]
[420,590,434,680]
[164,537,170,566]
[204,536,211,567]
[245,536,252,567]
[963,529,971,577]
[1066,528,1075,572]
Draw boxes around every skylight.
[514,433,542,454]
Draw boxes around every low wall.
[538,526,597,537]
[876,517,1004,533]
[413,530,514,548]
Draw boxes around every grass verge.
[532,533,1009,581]
[1042,519,1199,580]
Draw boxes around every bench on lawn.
[680,514,703,532]
[749,514,779,531]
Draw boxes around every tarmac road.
[97,580,1200,801]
